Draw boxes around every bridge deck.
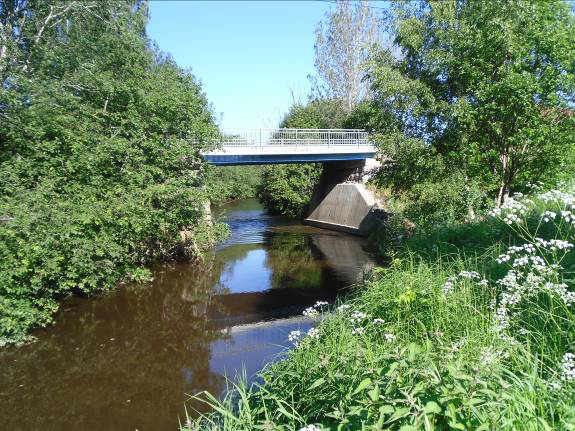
[201,128,376,165]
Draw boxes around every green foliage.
[367,0,575,222]
[186,187,575,430]
[204,165,263,205]
[280,99,348,129]
[257,164,322,218]
[0,2,223,344]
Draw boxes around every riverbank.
[187,188,575,430]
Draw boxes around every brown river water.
[0,199,378,431]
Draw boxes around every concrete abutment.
[304,159,382,236]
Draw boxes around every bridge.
[201,128,382,236]
[202,128,376,165]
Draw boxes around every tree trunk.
[496,152,510,207]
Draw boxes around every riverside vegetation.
[186,184,575,430]
[0,2,259,345]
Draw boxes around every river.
[0,199,378,431]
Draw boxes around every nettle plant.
[485,188,575,390]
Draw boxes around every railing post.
[295,129,298,149]
[259,129,262,148]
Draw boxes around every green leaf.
[387,407,411,423]
[368,385,380,402]
[352,377,373,395]
[309,377,326,390]
[408,343,418,361]
[423,401,442,414]
[379,405,395,415]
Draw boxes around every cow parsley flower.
[303,307,318,317]
[288,330,301,343]
[307,327,320,339]
[336,304,351,313]
[443,271,486,294]
[542,211,557,222]
[479,347,500,367]
[350,311,368,324]
[383,333,396,342]
[560,353,575,382]
[443,276,457,294]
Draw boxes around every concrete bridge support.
[304,159,381,236]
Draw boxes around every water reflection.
[0,199,377,431]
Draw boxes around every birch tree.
[0,1,102,84]
[311,0,379,112]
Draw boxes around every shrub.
[204,165,263,205]
[0,3,224,344]
[257,164,322,218]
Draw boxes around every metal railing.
[216,128,369,148]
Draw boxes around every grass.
[182,189,575,431]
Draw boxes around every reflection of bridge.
[201,128,382,235]
[202,128,376,165]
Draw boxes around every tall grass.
[183,187,575,431]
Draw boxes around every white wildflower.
[498,333,518,346]
[336,304,351,313]
[443,276,456,294]
[299,425,321,431]
[307,327,320,339]
[479,348,499,367]
[560,353,575,382]
[373,318,385,325]
[561,210,574,224]
[350,311,367,324]
[303,307,318,317]
[383,333,396,342]
[542,211,557,222]
[351,327,365,335]
[443,271,485,294]
[459,271,481,279]
[288,330,301,343]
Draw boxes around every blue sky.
[147,1,334,129]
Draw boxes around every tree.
[369,0,575,207]
[310,0,379,112]
[280,99,347,129]
[0,0,221,343]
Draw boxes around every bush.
[257,164,322,218]
[0,4,224,344]
[204,165,263,205]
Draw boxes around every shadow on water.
[0,199,379,431]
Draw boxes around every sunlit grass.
[183,187,575,430]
